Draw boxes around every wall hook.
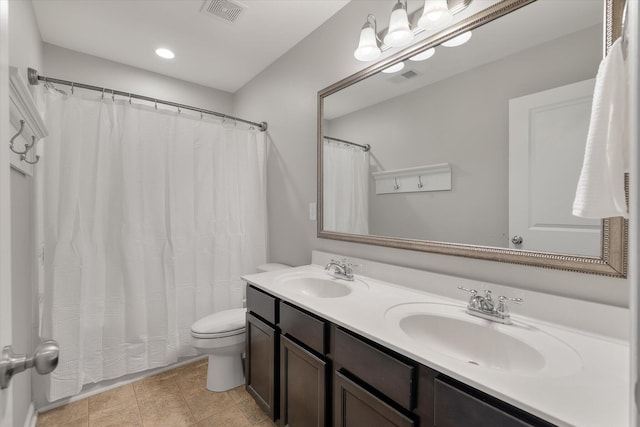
[9,122,37,156]
[9,120,25,152]
[21,152,40,165]
[418,175,423,189]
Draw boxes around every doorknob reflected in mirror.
[511,235,523,245]
[0,339,59,389]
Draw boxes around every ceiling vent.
[388,70,419,84]
[201,0,245,23]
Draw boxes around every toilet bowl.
[190,262,290,391]
[191,308,246,391]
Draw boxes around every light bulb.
[381,62,405,74]
[442,31,472,47]
[354,20,381,61]
[418,0,453,30]
[383,1,413,48]
[409,48,435,61]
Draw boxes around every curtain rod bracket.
[28,67,40,85]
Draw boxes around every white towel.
[572,38,628,219]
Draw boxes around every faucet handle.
[458,286,478,296]
[498,295,524,304]
[496,295,524,316]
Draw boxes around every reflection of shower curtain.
[41,90,267,401]
[323,141,369,234]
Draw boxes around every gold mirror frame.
[317,0,627,277]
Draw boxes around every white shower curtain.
[323,141,369,234]
[40,90,267,401]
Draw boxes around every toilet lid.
[191,308,246,337]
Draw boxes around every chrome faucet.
[325,258,355,281]
[458,286,523,324]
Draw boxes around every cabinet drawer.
[333,327,415,410]
[246,285,278,325]
[280,301,327,355]
[334,371,415,427]
[435,379,554,427]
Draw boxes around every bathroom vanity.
[242,254,628,427]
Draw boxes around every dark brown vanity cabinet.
[245,285,557,427]
[279,302,329,427]
[246,286,279,421]
[333,327,417,427]
[432,378,556,427]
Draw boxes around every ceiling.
[31,0,351,93]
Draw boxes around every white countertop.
[242,263,629,427]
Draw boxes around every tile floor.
[36,359,277,427]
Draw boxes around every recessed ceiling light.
[409,48,436,62]
[381,62,405,74]
[155,48,175,59]
[442,31,472,47]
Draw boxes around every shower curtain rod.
[27,67,268,132]
[324,136,370,152]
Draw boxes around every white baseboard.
[37,355,206,414]
[23,402,37,427]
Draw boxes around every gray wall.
[43,44,234,113]
[234,1,629,307]
[327,26,600,246]
[8,0,42,424]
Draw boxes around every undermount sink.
[385,303,582,377]
[274,271,368,298]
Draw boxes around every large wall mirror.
[318,0,627,276]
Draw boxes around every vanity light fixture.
[384,0,414,48]
[409,47,435,61]
[441,30,472,47]
[381,62,406,73]
[354,14,382,61]
[418,0,453,30]
[155,48,175,59]
[354,0,472,62]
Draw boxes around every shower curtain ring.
[394,178,400,191]
[200,111,204,119]
[154,100,157,109]
[71,82,74,94]
[418,176,423,189]
[111,90,115,102]
[128,93,132,104]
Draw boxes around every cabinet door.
[246,312,278,421]
[280,335,327,427]
[334,371,415,427]
[435,379,553,427]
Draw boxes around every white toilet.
[190,263,290,391]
